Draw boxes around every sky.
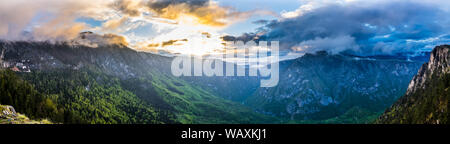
[1,0,450,59]
[216,0,301,35]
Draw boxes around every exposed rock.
[1,105,52,124]
[406,45,450,95]
[377,45,449,124]
[0,105,17,118]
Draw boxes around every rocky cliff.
[406,46,450,95]
[377,45,449,124]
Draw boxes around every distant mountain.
[377,45,449,124]
[159,50,429,123]
[1,38,440,124]
[245,51,425,123]
[180,60,294,102]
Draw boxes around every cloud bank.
[252,0,450,55]
[72,32,129,47]
[0,0,269,47]
[0,0,109,41]
[1,0,449,56]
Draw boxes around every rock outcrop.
[406,46,450,95]
[377,45,449,124]
[1,105,52,124]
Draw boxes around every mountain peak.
[428,45,450,75]
[71,32,129,48]
[406,45,449,95]
[377,45,449,124]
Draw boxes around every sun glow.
[135,14,228,56]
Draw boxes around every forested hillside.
[0,41,277,124]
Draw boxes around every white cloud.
[0,0,114,40]
[281,0,450,19]
[292,35,360,54]
[281,0,353,19]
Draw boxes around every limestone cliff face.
[377,45,449,124]
[407,46,450,95]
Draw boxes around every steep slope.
[181,60,294,102]
[0,70,58,120]
[247,51,424,123]
[377,45,449,124]
[0,41,276,124]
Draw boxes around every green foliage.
[121,71,278,124]
[377,73,450,124]
[284,107,381,124]
[321,107,381,124]
[1,68,276,124]
[0,70,56,120]
[18,68,176,124]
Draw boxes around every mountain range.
[0,39,447,124]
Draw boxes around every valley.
[1,41,435,124]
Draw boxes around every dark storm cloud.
[111,0,272,27]
[147,0,209,13]
[256,1,450,55]
[111,0,143,17]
